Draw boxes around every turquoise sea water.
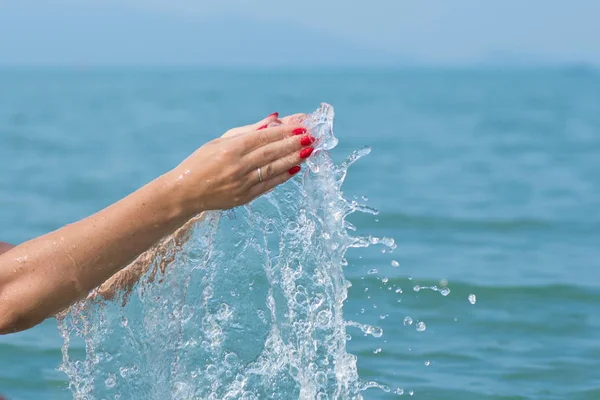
[0,68,599,399]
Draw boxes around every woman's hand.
[170,114,315,215]
[93,113,312,303]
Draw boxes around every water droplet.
[315,371,327,385]
[104,374,116,389]
[413,285,421,292]
[440,287,451,296]
[289,365,299,378]
[391,260,400,268]
[373,347,382,354]
[361,195,369,201]
[316,310,332,327]
[265,223,274,234]
[454,317,459,322]
[394,387,404,395]
[365,325,383,338]
[424,360,430,366]
[206,365,218,376]
[408,275,413,281]
[403,316,413,326]
[469,294,477,304]
[382,277,389,284]
[416,321,426,332]
[380,314,387,319]
[368,268,378,274]
[395,288,403,294]
[224,352,238,366]
[380,237,396,249]
[409,390,414,396]
[287,221,299,230]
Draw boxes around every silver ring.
[257,167,264,183]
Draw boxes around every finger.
[246,169,300,201]
[248,143,311,182]
[244,129,315,172]
[244,112,280,131]
[222,112,280,138]
[239,123,307,154]
[279,113,306,125]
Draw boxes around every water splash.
[57,103,392,399]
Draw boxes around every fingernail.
[257,124,268,130]
[300,135,315,146]
[292,127,307,135]
[269,112,279,118]
[299,147,314,159]
[288,166,301,175]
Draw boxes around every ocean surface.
[0,68,599,399]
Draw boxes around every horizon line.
[0,61,598,71]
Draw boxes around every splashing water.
[57,103,395,399]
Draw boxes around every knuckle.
[212,138,225,147]
[284,153,299,167]
[223,129,234,138]
[261,146,274,161]
[220,148,242,164]
[288,135,301,151]
[229,163,244,177]
[257,131,270,145]
[216,149,230,162]
[264,163,274,179]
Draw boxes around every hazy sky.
[1,0,599,66]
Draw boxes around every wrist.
[158,169,205,221]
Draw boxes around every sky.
[1,0,599,66]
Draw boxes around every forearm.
[94,212,208,303]
[0,171,194,333]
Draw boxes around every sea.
[0,68,599,399]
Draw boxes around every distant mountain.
[0,3,405,67]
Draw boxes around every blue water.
[1,68,599,399]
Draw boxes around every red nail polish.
[292,127,307,135]
[299,147,314,159]
[288,166,301,175]
[257,124,268,130]
[300,135,315,146]
[269,112,279,118]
